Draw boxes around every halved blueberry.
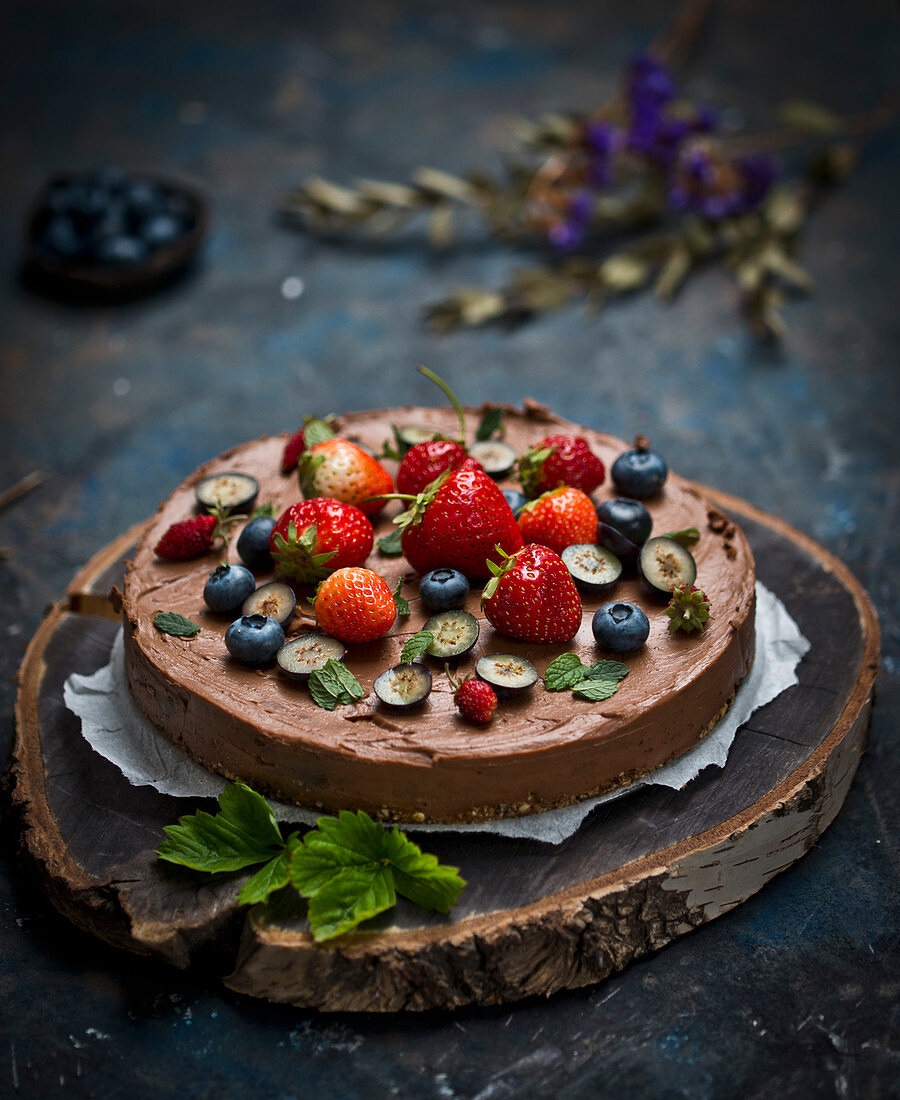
[374,663,432,709]
[242,582,296,627]
[203,563,256,616]
[420,568,470,611]
[236,516,276,571]
[611,445,668,498]
[596,498,652,566]
[468,440,517,480]
[639,536,697,598]
[397,425,437,452]
[561,543,622,593]
[225,614,284,666]
[195,472,259,514]
[475,653,539,698]
[423,609,480,660]
[591,602,650,653]
[276,633,346,682]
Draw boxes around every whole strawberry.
[280,417,336,474]
[155,515,217,560]
[396,439,469,496]
[518,434,605,498]
[453,677,497,726]
[314,566,396,644]
[397,458,523,578]
[299,439,394,518]
[517,486,598,556]
[482,544,582,643]
[270,499,374,583]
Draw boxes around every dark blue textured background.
[1,1,897,1096]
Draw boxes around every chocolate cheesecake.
[122,402,756,822]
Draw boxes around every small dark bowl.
[23,172,208,301]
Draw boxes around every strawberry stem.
[417,366,466,444]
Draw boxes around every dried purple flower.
[584,120,619,187]
[667,140,778,219]
[627,55,675,109]
[548,190,593,251]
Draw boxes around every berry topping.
[154,514,216,560]
[236,515,276,571]
[452,676,498,726]
[202,564,256,616]
[517,435,605,498]
[242,582,297,628]
[502,488,528,516]
[396,458,523,579]
[482,544,582,644]
[276,633,346,682]
[396,439,468,496]
[596,497,653,565]
[639,536,697,598]
[194,472,259,514]
[421,609,481,660]
[561,543,623,592]
[591,602,650,654]
[313,567,397,644]
[374,663,433,709]
[225,614,285,666]
[298,439,394,517]
[270,498,374,583]
[611,437,668,499]
[664,584,712,633]
[280,417,336,474]
[419,568,470,611]
[467,440,517,480]
[517,486,598,556]
[475,654,539,698]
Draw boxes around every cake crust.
[122,404,756,822]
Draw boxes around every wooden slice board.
[5,490,879,1012]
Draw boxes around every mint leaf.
[328,659,365,700]
[573,679,621,702]
[662,527,700,548]
[153,611,201,638]
[252,502,276,519]
[401,630,434,664]
[289,810,464,941]
[582,660,629,683]
[308,676,343,710]
[393,577,410,617]
[377,528,404,556]
[475,406,504,441]
[544,653,584,691]
[308,658,364,709]
[157,781,283,873]
[238,842,295,905]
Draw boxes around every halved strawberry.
[518,434,605,498]
[482,543,582,643]
[517,486,598,555]
[394,459,523,578]
[270,498,374,583]
[298,439,394,517]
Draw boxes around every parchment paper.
[64,581,808,845]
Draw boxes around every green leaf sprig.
[153,611,201,638]
[157,782,465,941]
[308,658,366,710]
[393,577,410,617]
[377,528,404,556]
[544,653,629,701]
[400,629,434,664]
[475,406,505,442]
[662,527,700,548]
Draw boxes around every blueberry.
[140,212,185,248]
[125,179,166,215]
[203,563,257,615]
[419,568,470,611]
[225,614,285,666]
[591,602,650,654]
[502,488,528,516]
[236,516,276,571]
[596,498,652,547]
[37,215,86,260]
[92,233,148,265]
[611,447,668,498]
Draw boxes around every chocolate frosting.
[123,403,756,822]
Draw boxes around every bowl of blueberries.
[25,167,207,298]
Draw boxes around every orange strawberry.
[516,486,598,556]
[270,499,374,583]
[313,567,396,644]
[482,544,582,643]
[298,439,393,518]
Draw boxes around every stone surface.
[0,0,897,1096]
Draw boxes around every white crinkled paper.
[64,581,808,845]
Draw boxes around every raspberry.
[454,678,497,725]
[154,515,216,560]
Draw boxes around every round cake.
[121,402,756,822]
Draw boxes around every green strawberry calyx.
[376,469,453,533]
[516,443,556,499]
[481,544,521,603]
[297,450,326,497]
[664,583,712,634]
[271,521,337,583]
